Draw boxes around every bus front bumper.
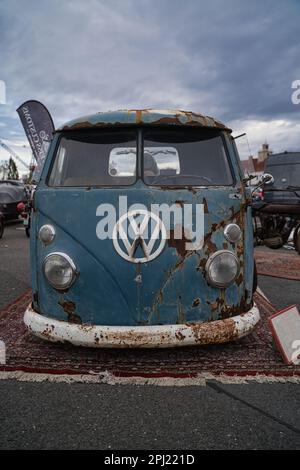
[24,303,260,348]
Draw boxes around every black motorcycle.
[252,173,300,254]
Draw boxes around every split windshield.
[143,129,233,186]
[48,132,136,187]
[48,128,233,187]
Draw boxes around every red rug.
[255,249,300,281]
[0,290,299,379]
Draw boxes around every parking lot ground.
[0,223,299,449]
[0,379,299,450]
[0,222,30,310]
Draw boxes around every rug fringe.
[0,370,300,386]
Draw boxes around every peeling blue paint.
[31,111,254,328]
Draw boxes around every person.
[144,151,159,177]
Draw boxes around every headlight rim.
[205,249,239,289]
[43,251,78,291]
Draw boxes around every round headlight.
[224,224,241,244]
[39,225,56,245]
[205,250,239,288]
[43,252,77,290]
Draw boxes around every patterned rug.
[255,249,300,281]
[0,289,299,379]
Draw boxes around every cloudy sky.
[0,0,300,172]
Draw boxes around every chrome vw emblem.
[112,210,166,263]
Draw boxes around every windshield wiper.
[286,185,300,190]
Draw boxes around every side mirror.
[251,173,274,197]
[261,173,274,185]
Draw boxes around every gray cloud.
[0,0,300,164]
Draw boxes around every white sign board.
[269,305,300,365]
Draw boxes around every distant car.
[0,180,26,220]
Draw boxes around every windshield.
[143,129,233,186]
[265,163,300,190]
[48,128,233,187]
[48,131,137,186]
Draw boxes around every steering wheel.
[150,174,213,185]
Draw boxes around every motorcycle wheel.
[25,227,30,238]
[293,223,300,255]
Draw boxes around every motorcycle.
[252,174,300,254]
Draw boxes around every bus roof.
[57,109,231,132]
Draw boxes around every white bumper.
[24,303,260,348]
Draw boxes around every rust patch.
[207,291,227,318]
[168,226,192,258]
[58,109,232,133]
[175,331,186,341]
[151,116,182,126]
[236,272,244,286]
[147,206,248,324]
[58,300,82,324]
[136,110,142,124]
[156,185,199,194]
[220,295,251,319]
[147,290,164,325]
[206,291,250,320]
[203,198,209,214]
[190,317,237,344]
[61,121,126,131]
[41,324,55,340]
[236,244,244,258]
[203,234,218,254]
[197,257,207,271]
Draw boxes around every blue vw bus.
[24,109,259,348]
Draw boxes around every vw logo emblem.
[112,210,167,263]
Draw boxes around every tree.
[0,161,9,179]
[7,157,19,180]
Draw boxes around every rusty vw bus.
[24,109,259,347]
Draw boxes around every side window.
[231,137,245,180]
[48,147,66,186]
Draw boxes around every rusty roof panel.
[57,109,231,132]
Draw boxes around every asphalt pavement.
[0,221,30,309]
[0,223,299,450]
